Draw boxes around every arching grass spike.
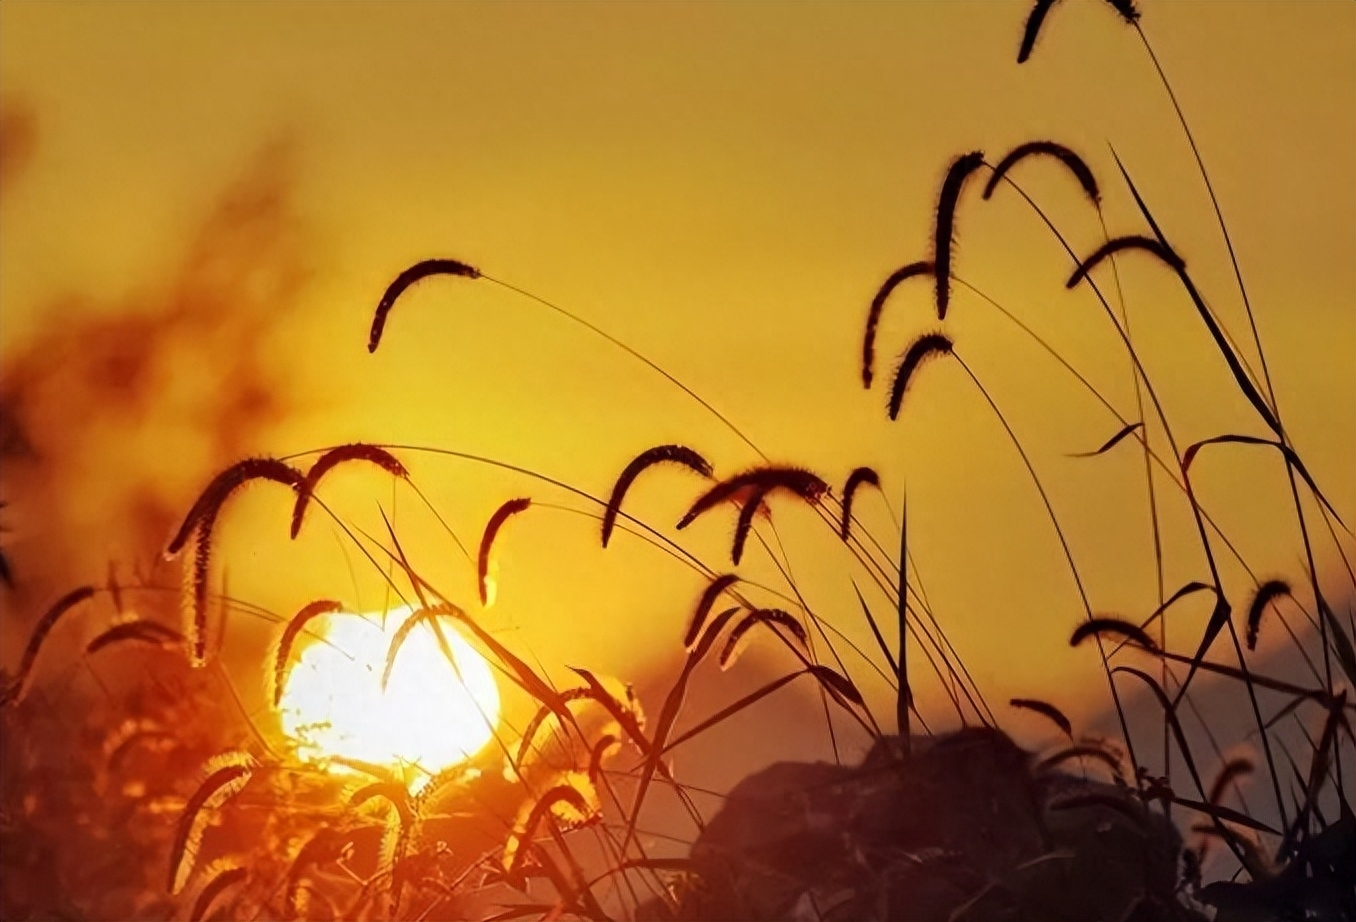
[1016,0,1140,65]
[188,863,247,922]
[984,140,1100,204]
[3,586,96,707]
[840,467,881,541]
[719,608,810,670]
[1009,697,1073,737]
[888,333,953,421]
[602,445,712,548]
[677,467,828,532]
[166,458,303,558]
[1208,756,1255,807]
[933,151,986,320]
[1017,0,1057,64]
[863,261,933,388]
[502,784,599,877]
[273,599,345,706]
[684,574,741,650]
[478,498,532,607]
[169,754,256,894]
[1245,580,1291,652]
[86,619,183,656]
[1070,617,1159,652]
[369,258,481,353]
[291,444,408,539]
[1066,235,1183,289]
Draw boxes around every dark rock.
[675,727,1204,922]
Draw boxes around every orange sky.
[1,1,1353,758]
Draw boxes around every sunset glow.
[278,604,500,781]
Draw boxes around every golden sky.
[1,1,1353,763]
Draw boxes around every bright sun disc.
[278,604,499,781]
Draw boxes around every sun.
[277,603,500,783]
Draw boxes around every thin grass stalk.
[1077,194,1295,828]
[955,356,1143,780]
[850,529,991,724]
[1130,25,1276,409]
[954,274,1275,593]
[525,498,908,734]
[331,529,561,795]
[1279,473,1347,802]
[478,275,923,647]
[897,486,911,750]
[444,286,929,680]
[1138,647,1343,705]
[406,479,472,565]
[851,581,898,681]
[751,525,846,760]
[1097,207,1172,787]
[621,605,740,874]
[484,276,768,464]
[838,512,990,723]
[854,575,969,726]
[1111,667,1255,870]
[308,496,414,610]
[987,168,1287,814]
[754,521,884,739]
[657,669,828,757]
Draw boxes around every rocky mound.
[656,728,1200,922]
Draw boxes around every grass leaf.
[1069,421,1143,458]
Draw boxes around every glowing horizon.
[277,604,500,784]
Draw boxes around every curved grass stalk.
[981,164,1298,824]
[953,356,1143,778]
